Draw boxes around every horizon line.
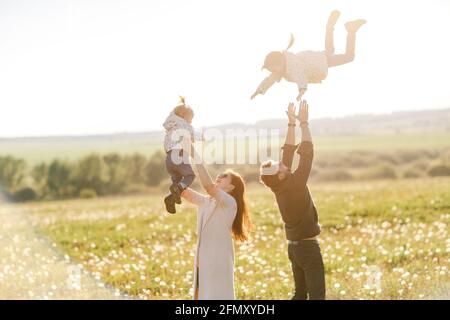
[1,106,449,140]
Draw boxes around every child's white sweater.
[163,112,201,153]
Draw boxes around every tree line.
[1,148,449,203]
[0,152,167,202]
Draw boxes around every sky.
[0,0,449,137]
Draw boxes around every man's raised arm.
[293,100,314,186]
[281,102,298,169]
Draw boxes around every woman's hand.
[297,100,309,124]
[286,102,297,124]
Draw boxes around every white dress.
[183,188,237,300]
[255,50,329,95]
[284,51,329,88]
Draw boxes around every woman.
[181,149,252,300]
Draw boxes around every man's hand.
[296,88,307,101]
[286,102,297,124]
[297,100,309,123]
[250,92,258,100]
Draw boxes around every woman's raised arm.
[181,188,208,206]
[191,145,219,197]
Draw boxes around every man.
[260,100,325,300]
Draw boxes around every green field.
[313,133,450,152]
[2,132,450,165]
[0,137,160,165]
[2,177,448,299]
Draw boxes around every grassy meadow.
[1,125,449,299]
[6,177,447,300]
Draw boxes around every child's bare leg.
[327,32,356,67]
[325,10,340,55]
[327,19,366,68]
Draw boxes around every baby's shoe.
[345,19,366,33]
[169,183,182,204]
[164,194,176,214]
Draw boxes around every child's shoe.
[164,194,176,214]
[169,183,183,204]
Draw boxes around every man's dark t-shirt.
[273,142,321,240]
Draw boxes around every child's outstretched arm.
[296,88,307,101]
[295,74,308,101]
[251,73,278,99]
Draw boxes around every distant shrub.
[422,149,441,160]
[79,188,98,199]
[314,154,337,169]
[145,151,166,187]
[410,160,428,171]
[347,152,373,168]
[403,168,422,179]
[428,164,450,177]
[13,187,37,202]
[0,187,12,200]
[47,160,72,197]
[376,153,399,165]
[361,165,397,180]
[315,169,354,182]
[316,153,370,169]
[397,150,425,164]
[158,180,172,194]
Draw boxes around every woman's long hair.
[227,170,253,243]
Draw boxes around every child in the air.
[251,10,366,101]
[163,97,200,214]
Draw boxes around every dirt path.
[0,199,126,299]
